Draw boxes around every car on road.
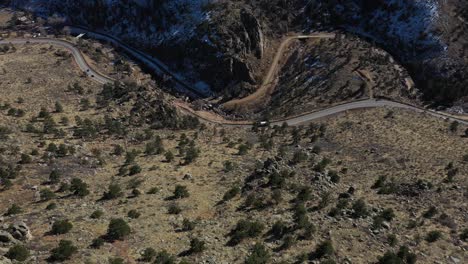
[255,121,270,127]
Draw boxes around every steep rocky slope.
[6,0,468,111]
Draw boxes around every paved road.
[0,38,114,84]
[1,37,467,127]
[67,26,210,98]
[270,99,468,126]
[223,33,336,109]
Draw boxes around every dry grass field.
[0,40,467,264]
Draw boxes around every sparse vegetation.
[0,41,466,263]
[229,219,265,245]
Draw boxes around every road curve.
[271,99,468,126]
[1,37,467,127]
[0,38,114,84]
[223,33,336,110]
[67,26,209,98]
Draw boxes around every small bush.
[6,244,30,261]
[245,244,270,264]
[46,202,57,210]
[351,199,368,218]
[238,144,249,155]
[91,210,104,219]
[5,204,21,216]
[271,220,288,239]
[449,121,459,132]
[280,235,296,250]
[167,203,182,215]
[189,238,206,254]
[70,178,90,197]
[329,170,340,183]
[387,234,398,246]
[141,247,157,262]
[131,188,141,197]
[313,240,334,259]
[19,153,32,164]
[91,237,105,249]
[49,170,61,184]
[460,228,468,241]
[155,250,175,264]
[184,144,200,164]
[51,219,73,235]
[301,222,316,240]
[107,218,131,241]
[165,151,174,162]
[378,246,416,264]
[423,206,437,219]
[128,209,141,219]
[229,219,264,245]
[57,182,70,192]
[49,240,77,261]
[109,257,125,264]
[173,185,189,199]
[291,150,308,164]
[40,188,56,201]
[463,154,468,162]
[103,182,124,200]
[55,101,64,113]
[223,186,240,201]
[425,230,442,243]
[182,219,196,231]
[380,208,396,221]
[129,164,142,175]
[296,187,312,202]
[147,187,159,194]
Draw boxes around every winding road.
[1,35,467,127]
[223,33,336,110]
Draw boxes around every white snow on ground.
[370,0,441,45]
[340,0,447,60]
[10,0,211,46]
[109,0,211,46]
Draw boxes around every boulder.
[183,173,193,180]
[9,222,32,241]
[0,231,18,244]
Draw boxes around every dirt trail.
[222,33,336,111]
[3,35,468,127]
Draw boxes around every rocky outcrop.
[9,222,32,241]
[230,57,255,84]
[240,9,265,59]
[0,222,32,246]
[0,231,19,245]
